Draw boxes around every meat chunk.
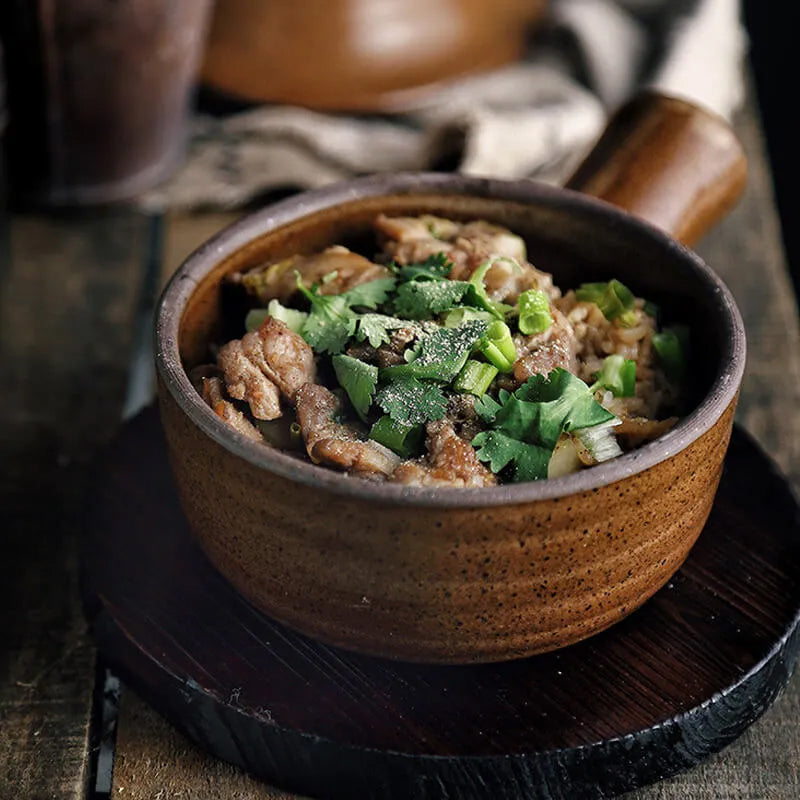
[346,325,417,368]
[236,245,390,303]
[615,416,678,450]
[217,317,315,419]
[512,308,578,385]
[391,420,496,488]
[201,377,263,442]
[444,393,485,443]
[375,213,557,303]
[295,384,401,478]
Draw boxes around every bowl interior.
[159,176,744,506]
[180,191,722,412]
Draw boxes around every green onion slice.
[653,325,689,382]
[517,289,552,335]
[452,360,499,396]
[478,320,517,373]
[575,279,636,322]
[369,415,423,458]
[591,354,636,397]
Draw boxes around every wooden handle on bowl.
[565,92,747,246]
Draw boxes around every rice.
[555,292,676,419]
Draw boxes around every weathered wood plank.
[0,210,150,800]
[110,83,800,798]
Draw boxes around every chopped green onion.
[478,320,517,373]
[643,300,660,320]
[517,289,552,335]
[245,299,309,334]
[453,360,499,396]
[576,279,635,322]
[574,420,623,464]
[369,415,423,457]
[653,325,689,382]
[467,258,517,320]
[441,308,495,328]
[590,354,636,397]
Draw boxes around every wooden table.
[3,82,799,799]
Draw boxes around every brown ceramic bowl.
[155,96,747,664]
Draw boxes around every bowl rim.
[154,172,746,509]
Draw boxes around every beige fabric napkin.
[140,0,746,212]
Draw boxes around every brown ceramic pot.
[155,94,747,663]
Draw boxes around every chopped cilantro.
[393,253,453,282]
[296,274,396,354]
[471,430,552,482]
[393,280,471,320]
[355,313,410,349]
[379,320,488,383]
[375,377,448,426]
[331,354,378,422]
[472,368,617,482]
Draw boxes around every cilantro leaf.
[355,313,410,349]
[296,275,396,354]
[471,431,552,482]
[331,354,378,422]
[375,377,448,426]
[342,277,397,309]
[513,369,615,447]
[393,280,471,320]
[394,253,453,282]
[380,320,488,383]
[471,367,617,483]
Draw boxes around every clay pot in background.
[201,0,546,111]
[0,0,212,206]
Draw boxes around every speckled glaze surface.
[155,174,745,663]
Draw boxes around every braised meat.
[201,377,263,442]
[391,420,496,488]
[217,317,315,420]
[236,245,390,304]
[512,308,579,385]
[295,384,401,478]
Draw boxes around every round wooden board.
[82,408,800,800]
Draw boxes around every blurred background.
[0,1,794,285]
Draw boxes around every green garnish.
[576,279,637,325]
[477,320,517,373]
[331,354,378,422]
[245,299,309,334]
[590,354,636,397]
[380,320,488,383]
[452,360,499,396]
[295,274,396,354]
[391,257,514,321]
[517,289,552,335]
[354,313,411,349]
[393,280,473,320]
[466,257,517,320]
[392,253,453,282]
[375,377,448,426]
[441,308,496,328]
[472,368,617,481]
[369,415,424,457]
[643,300,660,320]
[653,325,689,382]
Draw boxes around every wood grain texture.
[108,81,800,798]
[0,211,150,799]
[566,93,747,247]
[86,413,800,799]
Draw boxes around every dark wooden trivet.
[82,408,800,800]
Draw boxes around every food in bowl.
[194,214,687,487]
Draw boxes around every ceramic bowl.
[155,173,745,663]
